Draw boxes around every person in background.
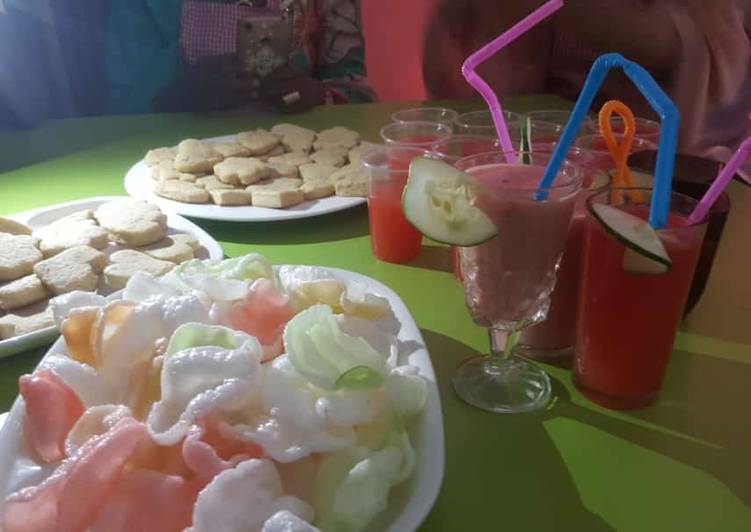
[0,0,373,129]
[423,0,751,164]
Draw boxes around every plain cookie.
[95,201,167,246]
[209,189,253,206]
[310,147,348,167]
[257,144,286,161]
[313,126,360,150]
[270,124,316,153]
[214,157,273,185]
[170,233,200,250]
[151,159,198,182]
[211,142,251,158]
[0,233,42,281]
[251,188,305,209]
[104,250,174,289]
[335,177,367,197]
[266,161,299,179]
[299,163,338,184]
[347,142,378,167]
[154,180,210,204]
[174,139,223,173]
[236,129,281,155]
[301,181,335,200]
[35,215,109,257]
[0,308,54,340]
[0,274,48,311]
[33,245,106,295]
[140,235,195,263]
[195,175,234,191]
[246,177,303,194]
[0,217,32,236]
[144,147,177,166]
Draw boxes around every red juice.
[574,198,705,409]
[368,173,422,263]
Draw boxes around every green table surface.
[0,98,749,532]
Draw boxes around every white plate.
[0,267,443,532]
[124,135,366,222]
[0,196,224,359]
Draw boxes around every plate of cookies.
[0,197,223,358]
[124,124,375,222]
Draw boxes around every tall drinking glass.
[452,151,582,413]
[575,188,707,409]
[391,107,458,127]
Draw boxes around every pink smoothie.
[459,163,578,329]
[518,213,585,353]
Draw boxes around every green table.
[0,98,749,531]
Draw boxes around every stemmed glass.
[451,150,582,413]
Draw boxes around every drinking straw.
[687,135,751,224]
[599,100,635,187]
[461,0,564,164]
[598,100,644,203]
[537,53,679,230]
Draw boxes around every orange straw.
[598,100,644,202]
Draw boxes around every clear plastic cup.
[584,115,661,144]
[574,133,657,173]
[454,109,522,137]
[362,147,425,263]
[429,135,501,165]
[391,107,459,127]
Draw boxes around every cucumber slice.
[590,203,671,274]
[403,157,498,246]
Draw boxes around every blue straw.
[537,53,679,229]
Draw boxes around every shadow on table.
[553,349,751,507]
[419,329,614,532]
[403,245,453,275]
[190,204,370,245]
[0,345,47,411]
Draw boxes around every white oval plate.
[0,196,224,359]
[0,267,443,532]
[124,135,366,222]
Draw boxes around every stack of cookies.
[0,200,202,340]
[146,124,375,209]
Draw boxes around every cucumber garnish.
[402,157,498,246]
[591,203,671,274]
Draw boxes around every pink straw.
[461,0,564,163]
[687,135,751,224]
